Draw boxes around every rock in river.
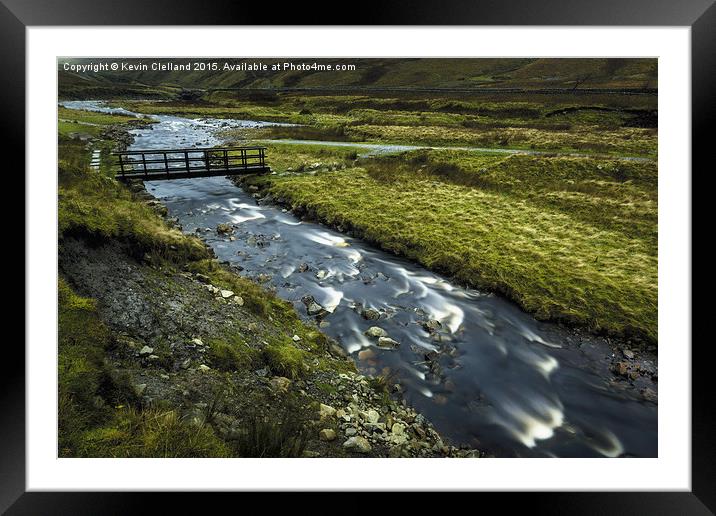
[216,223,234,235]
[378,337,400,348]
[361,308,381,320]
[421,319,442,333]
[364,326,389,338]
[307,302,324,316]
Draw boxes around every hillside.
[59,58,657,98]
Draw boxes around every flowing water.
[62,100,658,457]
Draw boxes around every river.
[61,100,658,457]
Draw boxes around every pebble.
[139,346,154,355]
[343,436,372,453]
[319,429,337,441]
[319,403,336,420]
[269,376,292,392]
[365,409,380,424]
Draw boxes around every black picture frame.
[5,0,712,512]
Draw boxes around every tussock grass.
[258,149,657,343]
[232,397,309,458]
[58,136,209,263]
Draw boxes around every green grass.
[58,136,209,263]
[251,148,657,343]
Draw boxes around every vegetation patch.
[254,149,657,343]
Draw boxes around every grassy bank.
[243,145,657,344]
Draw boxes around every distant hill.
[58,58,657,98]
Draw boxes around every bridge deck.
[113,146,270,181]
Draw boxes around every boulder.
[134,383,147,396]
[365,409,380,424]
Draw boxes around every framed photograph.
[7,0,712,511]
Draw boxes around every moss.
[207,337,261,371]
[185,259,301,322]
[316,357,355,375]
[263,339,310,379]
